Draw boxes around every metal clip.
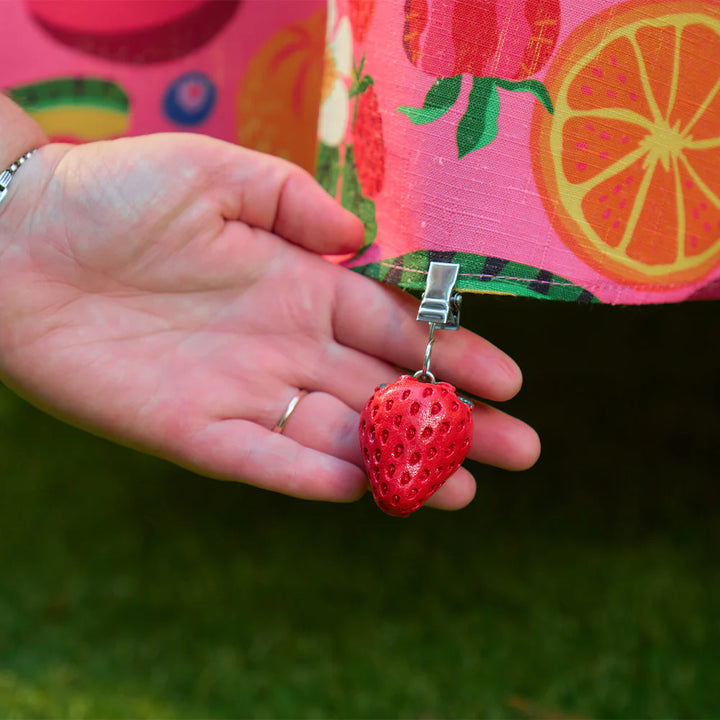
[414,262,462,383]
[416,262,461,330]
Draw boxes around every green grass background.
[1,295,719,718]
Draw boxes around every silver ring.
[272,390,308,433]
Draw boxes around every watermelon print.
[9,77,130,142]
[6,1,324,154]
[26,0,242,64]
[321,0,720,303]
[9,77,129,115]
[353,251,600,302]
[3,0,719,305]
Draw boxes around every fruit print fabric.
[25,0,242,65]
[533,0,720,288]
[236,8,326,174]
[3,0,720,304]
[163,72,217,127]
[9,78,130,143]
[323,0,720,304]
[1,0,324,172]
[402,0,561,80]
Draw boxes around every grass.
[1,294,719,718]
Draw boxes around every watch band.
[0,149,37,207]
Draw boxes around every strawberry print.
[348,0,375,44]
[353,84,385,198]
[359,375,474,517]
[398,0,556,156]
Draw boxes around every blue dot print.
[163,72,216,126]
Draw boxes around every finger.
[264,391,481,511]
[273,385,535,511]
[277,342,538,472]
[423,466,477,510]
[280,390,362,465]
[177,418,367,502]
[256,389,481,511]
[333,273,523,402]
[273,171,365,255]
[281,374,540,473]
[469,403,541,471]
[210,142,364,255]
[276,383,540,474]
[288,345,538,471]
[303,343,403,412]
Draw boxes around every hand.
[0,133,539,509]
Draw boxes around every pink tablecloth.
[321,0,720,304]
[3,0,720,304]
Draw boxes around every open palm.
[0,134,539,509]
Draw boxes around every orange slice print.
[532,0,720,287]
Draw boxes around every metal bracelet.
[0,149,37,207]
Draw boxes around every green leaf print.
[397,74,554,156]
[316,142,340,197]
[349,74,374,98]
[456,77,501,158]
[493,78,554,114]
[341,146,377,252]
[397,75,463,125]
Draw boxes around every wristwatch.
[0,149,36,207]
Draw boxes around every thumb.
[209,140,365,255]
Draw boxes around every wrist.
[0,98,54,262]
[0,94,48,167]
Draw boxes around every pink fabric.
[4,0,720,304]
[1,0,324,168]
[321,0,720,304]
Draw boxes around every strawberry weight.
[359,375,473,517]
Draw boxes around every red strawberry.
[353,85,385,198]
[359,375,474,517]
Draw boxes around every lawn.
[1,294,718,718]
